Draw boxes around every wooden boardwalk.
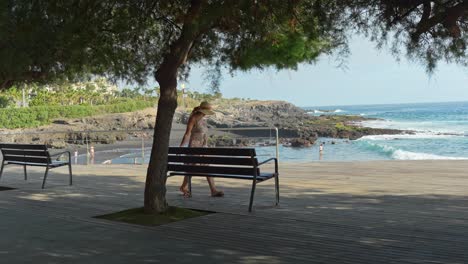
[0,161,467,263]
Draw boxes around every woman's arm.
[179,114,198,147]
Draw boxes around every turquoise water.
[299,101,468,161]
[93,101,468,164]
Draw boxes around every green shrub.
[0,95,11,108]
[335,122,353,131]
[335,122,364,132]
[0,100,154,129]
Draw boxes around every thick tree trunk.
[144,78,177,213]
[143,0,204,214]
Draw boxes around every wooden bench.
[167,147,279,212]
[0,144,73,189]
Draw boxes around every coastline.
[0,100,406,149]
[3,100,467,163]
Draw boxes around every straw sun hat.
[196,101,215,115]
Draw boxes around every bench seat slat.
[2,149,48,157]
[0,144,47,150]
[168,172,275,182]
[168,164,259,176]
[169,147,256,156]
[3,155,49,164]
[168,155,257,166]
[6,161,68,168]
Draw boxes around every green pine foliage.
[235,32,327,71]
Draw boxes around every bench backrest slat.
[168,164,259,176]
[2,149,48,157]
[168,147,256,157]
[0,144,47,150]
[167,147,260,176]
[2,156,49,164]
[168,155,257,166]
[0,144,51,164]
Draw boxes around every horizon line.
[298,99,468,108]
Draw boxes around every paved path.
[0,161,467,263]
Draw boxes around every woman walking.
[179,101,224,197]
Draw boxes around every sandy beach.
[66,123,257,165]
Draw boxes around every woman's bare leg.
[179,176,191,197]
[206,177,224,196]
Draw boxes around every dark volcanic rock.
[289,138,314,147]
[0,108,156,148]
[336,127,410,140]
[207,100,309,128]
[201,100,409,141]
[207,135,252,147]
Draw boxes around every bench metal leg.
[248,180,257,212]
[23,165,27,181]
[42,167,49,189]
[275,173,280,206]
[0,161,4,181]
[68,163,73,185]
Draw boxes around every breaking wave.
[359,133,461,141]
[359,141,467,160]
[307,109,346,115]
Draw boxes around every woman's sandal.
[180,187,192,198]
[211,191,224,197]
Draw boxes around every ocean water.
[296,101,468,161]
[92,101,468,164]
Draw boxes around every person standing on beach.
[179,101,224,198]
[89,145,96,164]
[74,150,78,164]
[319,143,324,160]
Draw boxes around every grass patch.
[0,99,154,129]
[0,186,15,191]
[95,206,213,226]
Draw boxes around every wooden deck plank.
[0,161,467,263]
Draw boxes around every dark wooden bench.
[0,144,73,189]
[167,147,279,212]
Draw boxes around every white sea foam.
[307,109,345,115]
[360,119,468,135]
[392,149,467,160]
[359,133,460,141]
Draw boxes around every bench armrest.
[50,151,71,161]
[258,158,278,174]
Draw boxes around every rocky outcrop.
[198,100,409,146]
[0,108,156,148]
[206,100,309,128]
[288,138,314,147]
[207,135,253,147]
[0,100,409,149]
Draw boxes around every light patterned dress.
[189,118,208,147]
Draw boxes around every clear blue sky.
[183,36,468,107]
